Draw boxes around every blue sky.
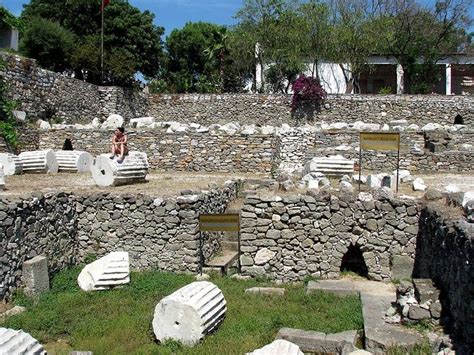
[1,0,472,38]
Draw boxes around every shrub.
[291,74,327,112]
[379,86,392,95]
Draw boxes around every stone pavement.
[307,279,424,354]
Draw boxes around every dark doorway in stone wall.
[340,244,368,277]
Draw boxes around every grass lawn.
[2,268,363,354]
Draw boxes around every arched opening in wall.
[62,139,73,150]
[453,114,464,125]
[340,244,368,277]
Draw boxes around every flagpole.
[101,0,104,84]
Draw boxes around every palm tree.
[204,27,229,93]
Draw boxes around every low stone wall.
[0,182,239,300]
[148,94,473,127]
[35,129,276,173]
[6,127,472,174]
[414,204,474,350]
[239,192,420,282]
[0,192,79,299]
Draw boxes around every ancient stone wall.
[2,52,473,127]
[0,182,238,300]
[148,94,474,127]
[0,192,79,299]
[414,204,474,350]
[0,53,147,124]
[6,127,471,174]
[34,129,276,173]
[239,192,421,282]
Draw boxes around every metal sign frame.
[359,132,401,193]
[198,214,241,275]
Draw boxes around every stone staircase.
[203,202,242,276]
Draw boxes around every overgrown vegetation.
[3,268,363,354]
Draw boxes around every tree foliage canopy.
[19,0,164,86]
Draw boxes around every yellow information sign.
[360,132,400,151]
[199,214,240,232]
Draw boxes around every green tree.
[235,0,305,93]
[296,0,333,80]
[330,0,379,93]
[20,17,75,72]
[20,0,164,86]
[374,0,472,93]
[165,22,229,93]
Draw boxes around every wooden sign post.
[359,132,401,192]
[198,214,240,275]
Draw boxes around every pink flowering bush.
[291,75,327,113]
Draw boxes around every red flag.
[101,0,110,12]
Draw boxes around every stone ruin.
[152,281,227,346]
[77,252,130,292]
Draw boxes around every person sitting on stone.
[110,127,128,163]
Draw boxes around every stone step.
[222,240,238,252]
[204,250,239,276]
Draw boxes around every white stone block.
[412,178,427,191]
[255,248,276,265]
[444,185,460,193]
[19,150,58,174]
[462,191,474,208]
[0,328,46,354]
[12,110,26,122]
[77,251,130,292]
[130,116,155,128]
[101,114,124,129]
[422,123,442,131]
[366,175,381,189]
[0,153,22,175]
[247,339,303,355]
[340,181,354,194]
[91,152,149,187]
[36,119,51,130]
[152,281,227,346]
[55,150,93,173]
[304,155,354,176]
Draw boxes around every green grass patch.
[2,268,363,354]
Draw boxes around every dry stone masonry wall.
[239,192,421,282]
[414,204,474,351]
[33,129,276,173]
[1,53,147,124]
[2,53,473,126]
[14,126,473,174]
[0,182,238,299]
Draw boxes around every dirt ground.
[0,172,266,198]
[0,171,472,199]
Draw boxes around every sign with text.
[199,214,240,232]
[360,132,400,151]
